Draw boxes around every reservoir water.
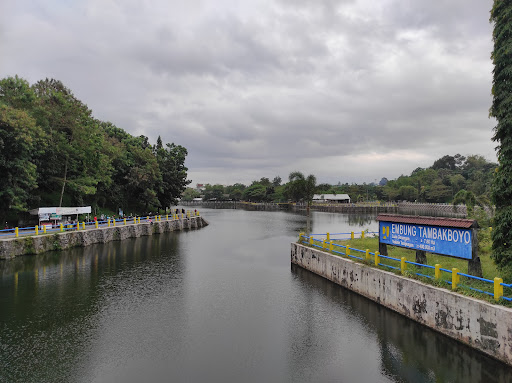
[1,209,511,382]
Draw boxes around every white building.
[312,194,351,203]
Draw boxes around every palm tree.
[452,190,492,218]
[287,171,316,232]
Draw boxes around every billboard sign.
[379,220,473,260]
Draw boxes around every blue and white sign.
[379,221,473,259]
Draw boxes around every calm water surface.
[1,209,511,382]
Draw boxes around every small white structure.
[312,194,351,203]
[29,206,92,225]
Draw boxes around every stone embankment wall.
[291,242,512,366]
[0,217,208,260]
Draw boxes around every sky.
[0,0,497,186]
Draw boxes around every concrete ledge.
[291,242,512,366]
[0,217,209,260]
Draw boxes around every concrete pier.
[291,242,512,367]
[0,217,208,260]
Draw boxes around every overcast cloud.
[0,0,496,185]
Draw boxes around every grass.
[300,229,512,307]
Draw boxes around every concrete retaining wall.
[0,217,208,260]
[291,242,512,366]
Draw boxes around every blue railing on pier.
[0,211,200,239]
[299,232,511,303]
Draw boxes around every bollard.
[35,225,38,235]
[452,268,460,290]
[82,222,85,230]
[494,277,503,301]
[124,218,126,226]
[435,264,441,280]
[166,214,168,221]
[43,225,47,234]
[309,236,313,245]
[60,223,63,232]
[77,222,80,231]
[326,232,330,241]
[346,246,350,256]
[329,241,333,252]
[108,219,111,227]
[375,251,380,266]
[351,231,354,239]
[15,227,19,237]
[366,249,370,261]
[113,219,116,227]
[95,221,98,229]
[401,257,406,274]
[361,231,365,239]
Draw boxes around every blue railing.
[0,211,200,238]
[299,232,510,303]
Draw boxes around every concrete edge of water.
[291,242,512,367]
[0,217,209,260]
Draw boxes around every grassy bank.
[301,229,512,306]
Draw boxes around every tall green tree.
[286,171,316,206]
[490,1,512,273]
[0,105,46,217]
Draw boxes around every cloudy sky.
[0,0,496,186]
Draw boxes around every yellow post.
[43,225,47,234]
[15,227,19,237]
[60,223,63,232]
[95,221,98,228]
[322,239,326,250]
[166,214,168,221]
[375,251,380,266]
[435,264,441,280]
[35,225,39,235]
[401,257,406,274]
[326,232,330,241]
[351,231,354,239]
[494,277,504,301]
[124,218,127,225]
[108,219,111,227]
[309,236,313,245]
[147,216,149,221]
[366,249,370,261]
[82,222,85,230]
[329,241,333,252]
[346,246,350,256]
[361,231,365,239]
[113,219,116,227]
[76,222,80,231]
[452,268,460,290]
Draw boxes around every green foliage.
[285,171,316,205]
[0,75,190,219]
[490,1,512,274]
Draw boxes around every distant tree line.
[183,154,496,206]
[0,76,190,223]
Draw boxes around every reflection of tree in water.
[347,214,377,227]
[290,265,512,383]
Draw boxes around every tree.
[0,105,45,218]
[285,171,316,206]
[243,184,267,202]
[156,142,190,208]
[490,1,512,273]
[203,184,224,201]
[272,176,282,187]
[453,190,491,217]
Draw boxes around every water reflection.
[1,210,511,383]
[291,264,512,383]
